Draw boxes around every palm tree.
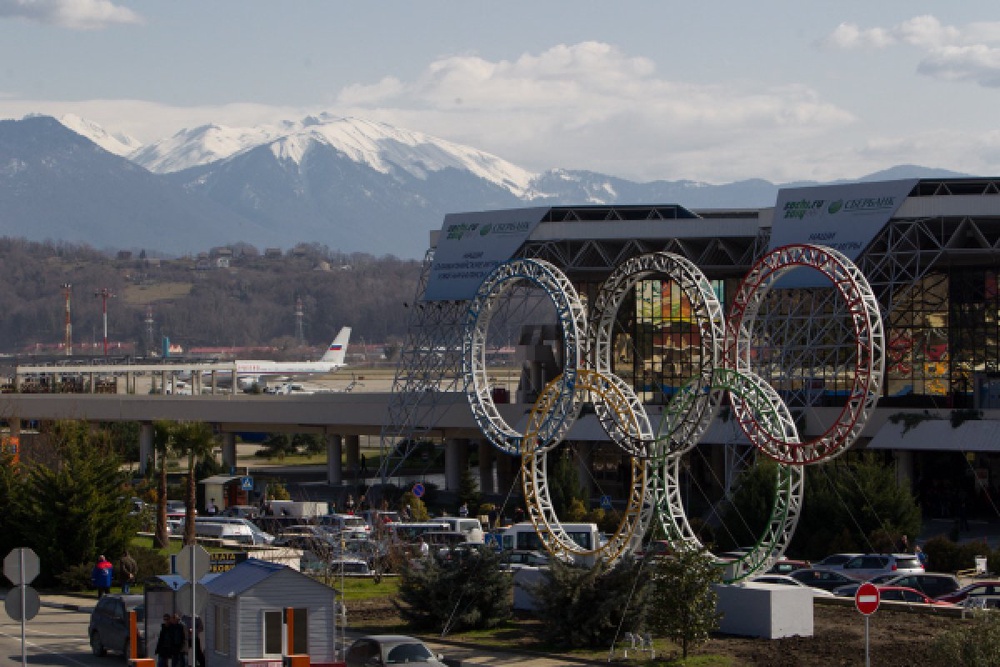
[172,422,217,545]
[153,421,174,549]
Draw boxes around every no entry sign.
[855,582,880,615]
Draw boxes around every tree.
[547,446,586,517]
[394,546,511,633]
[646,546,723,659]
[19,421,138,586]
[715,453,922,559]
[457,467,481,515]
[530,557,651,649]
[172,422,217,545]
[152,421,173,549]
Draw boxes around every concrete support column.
[478,440,496,495]
[327,434,344,486]
[139,422,154,475]
[496,451,518,496]
[895,450,915,492]
[445,438,469,492]
[220,432,236,472]
[345,434,361,480]
[574,442,593,501]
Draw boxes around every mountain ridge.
[0,113,975,258]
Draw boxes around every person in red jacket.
[91,555,113,598]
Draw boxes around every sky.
[1,1,1000,184]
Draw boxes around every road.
[0,605,100,665]
[0,600,604,667]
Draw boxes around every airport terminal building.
[387,177,1000,522]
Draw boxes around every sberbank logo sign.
[446,223,479,240]
[828,200,844,214]
[478,221,533,237]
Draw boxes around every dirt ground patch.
[696,602,957,666]
[347,597,966,665]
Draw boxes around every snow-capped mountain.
[131,114,538,199]
[1,113,967,258]
[57,113,142,157]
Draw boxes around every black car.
[787,568,858,592]
[88,593,145,658]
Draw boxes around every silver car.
[346,635,446,666]
[841,553,924,581]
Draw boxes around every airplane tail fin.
[320,327,351,366]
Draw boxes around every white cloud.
[822,15,1000,89]
[0,0,141,30]
[331,42,856,182]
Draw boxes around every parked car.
[833,573,902,597]
[936,579,1000,604]
[750,574,835,597]
[875,585,956,607]
[787,568,858,592]
[88,593,145,658]
[841,553,924,581]
[219,504,260,520]
[833,572,960,599]
[813,553,863,570]
[957,595,1000,610]
[345,634,446,667]
[767,558,811,574]
[883,573,960,599]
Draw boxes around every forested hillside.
[0,238,423,356]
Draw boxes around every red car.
[936,580,1000,604]
[876,585,956,607]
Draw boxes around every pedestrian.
[155,614,178,667]
[899,534,910,553]
[91,555,113,598]
[361,453,368,474]
[170,613,188,667]
[206,498,218,516]
[459,502,469,518]
[915,544,929,568]
[419,536,430,558]
[120,550,138,594]
[514,506,525,524]
[346,494,355,514]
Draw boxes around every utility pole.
[61,283,72,356]
[295,296,305,343]
[94,288,115,357]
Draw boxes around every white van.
[187,517,274,545]
[501,521,602,566]
[318,513,371,535]
[188,519,258,545]
[436,517,485,544]
[388,521,450,544]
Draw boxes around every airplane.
[235,327,351,391]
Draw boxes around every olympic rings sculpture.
[462,244,884,570]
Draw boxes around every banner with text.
[424,207,548,301]
[769,179,917,287]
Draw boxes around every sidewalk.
[34,592,611,666]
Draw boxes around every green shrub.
[932,613,1000,665]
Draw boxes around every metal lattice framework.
[464,258,588,456]
[461,247,878,572]
[589,251,725,459]
[521,369,652,563]
[725,244,885,464]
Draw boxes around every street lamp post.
[94,288,115,357]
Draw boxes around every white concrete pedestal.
[715,583,814,639]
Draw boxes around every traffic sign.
[412,482,425,498]
[177,544,211,583]
[4,585,39,621]
[176,582,209,614]
[4,548,39,586]
[855,582,880,615]
[241,476,254,491]
[600,495,613,510]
